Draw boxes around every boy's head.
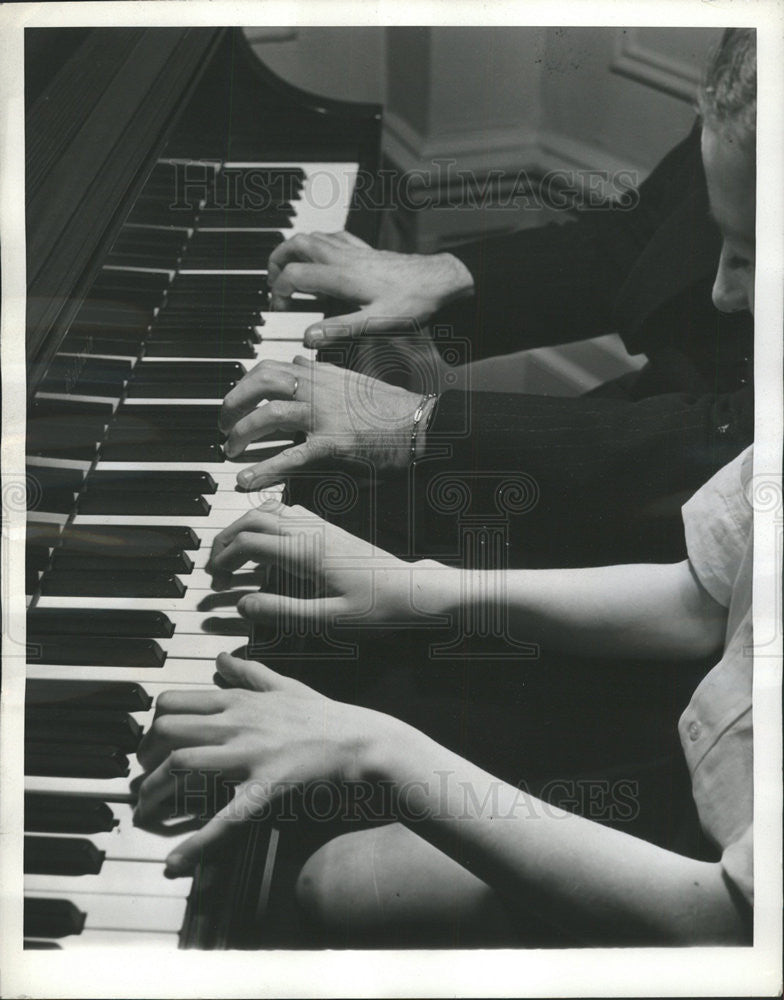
[698,28,757,315]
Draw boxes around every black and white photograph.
[0,1,781,997]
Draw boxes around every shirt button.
[688,720,702,741]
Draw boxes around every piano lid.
[25,27,226,397]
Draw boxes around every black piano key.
[158,307,264,324]
[24,836,106,876]
[106,414,221,434]
[215,166,305,199]
[39,378,125,399]
[114,403,221,427]
[28,412,108,439]
[73,302,153,327]
[152,328,261,348]
[26,545,51,573]
[196,207,294,228]
[27,522,63,549]
[100,440,225,462]
[25,793,118,834]
[27,608,174,639]
[143,340,256,359]
[26,679,152,712]
[26,466,84,492]
[126,380,239,399]
[39,570,187,599]
[51,549,194,573]
[133,361,246,381]
[27,635,167,668]
[184,230,284,261]
[30,398,114,420]
[60,335,144,357]
[26,707,143,751]
[25,742,129,779]
[170,272,269,289]
[60,523,200,554]
[164,287,266,307]
[26,568,41,595]
[26,437,98,462]
[182,255,277,270]
[127,206,198,229]
[43,356,133,382]
[111,228,187,252]
[28,488,76,514]
[24,898,86,939]
[92,268,170,294]
[79,490,210,516]
[26,441,98,462]
[87,469,217,493]
[68,319,150,339]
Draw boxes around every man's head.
[698,28,757,315]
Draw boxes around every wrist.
[410,559,463,618]
[412,394,439,461]
[435,253,475,306]
[359,711,445,789]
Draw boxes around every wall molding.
[610,28,702,102]
[383,111,645,199]
[383,111,542,182]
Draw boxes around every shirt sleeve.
[681,447,753,607]
[721,824,754,908]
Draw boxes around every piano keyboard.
[23,156,358,949]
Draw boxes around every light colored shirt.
[679,445,753,907]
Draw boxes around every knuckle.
[155,690,177,714]
[235,531,253,550]
[168,748,192,771]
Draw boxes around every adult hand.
[221,354,437,489]
[267,230,474,346]
[206,496,451,628]
[133,653,405,876]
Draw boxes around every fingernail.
[164,854,188,878]
[238,470,253,487]
[308,328,323,343]
[238,595,262,616]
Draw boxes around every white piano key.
[24,776,135,801]
[155,632,245,660]
[25,861,192,898]
[34,592,252,613]
[36,392,121,410]
[25,929,181,949]
[257,311,323,340]
[27,658,226,686]
[28,891,187,932]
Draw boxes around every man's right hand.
[267,230,474,346]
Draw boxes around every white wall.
[247,25,721,178]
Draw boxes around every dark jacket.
[413,123,753,567]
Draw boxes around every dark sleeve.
[418,384,753,565]
[433,123,704,361]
